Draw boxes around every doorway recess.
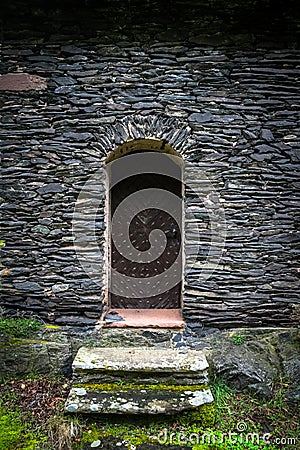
[104,139,184,328]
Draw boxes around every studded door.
[108,152,182,309]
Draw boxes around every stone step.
[65,384,214,414]
[72,346,209,385]
[73,346,209,373]
[65,347,214,416]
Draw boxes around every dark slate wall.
[1,0,299,327]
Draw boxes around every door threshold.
[103,308,184,328]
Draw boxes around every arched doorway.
[104,139,184,326]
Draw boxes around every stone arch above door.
[105,138,182,163]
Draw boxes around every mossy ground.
[0,375,298,449]
[0,376,71,450]
[0,407,47,450]
[76,378,299,450]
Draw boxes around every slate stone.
[13,281,42,292]
[37,183,66,194]
[9,267,31,275]
[28,55,58,62]
[53,76,76,86]
[261,128,274,142]
[73,70,99,78]
[49,229,63,238]
[255,144,276,152]
[172,333,183,343]
[54,86,74,94]
[188,112,213,124]
[62,132,93,141]
[251,153,273,161]
[105,312,124,323]
[32,225,50,235]
[0,330,72,378]
[61,45,84,54]
[132,102,164,109]
[52,283,70,293]
[55,317,97,325]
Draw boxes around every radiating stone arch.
[94,113,195,159]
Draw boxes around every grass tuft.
[0,318,42,338]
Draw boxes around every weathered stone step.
[72,346,209,385]
[65,384,214,414]
[73,346,208,373]
[65,347,213,416]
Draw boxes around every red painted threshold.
[104,308,184,328]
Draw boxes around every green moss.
[79,422,157,448]
[78,403,215,449]
[0,338,49,349]
[73,382,209,392]
[230,332,246,345]
[0,407,47,450]
[180,402,215,428]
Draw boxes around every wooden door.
[109,152,182,309]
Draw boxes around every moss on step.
[67,381,214,420]
[73,382,209,392]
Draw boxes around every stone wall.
[1,0,299,327]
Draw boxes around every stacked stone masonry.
[1,0,299,328]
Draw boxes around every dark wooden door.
[109,152,182,309]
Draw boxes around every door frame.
[103,139,185,319]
